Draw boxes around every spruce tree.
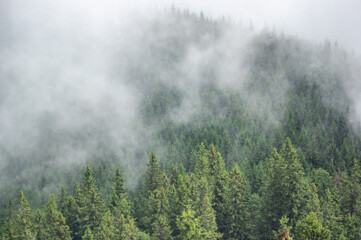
[13,190,35,239]
[198,194,222,239]
[151,214,173,240]
[75,165,104,239]
[61,195,78,239]
[38,194,72,240]
[145,188,170,233]
[294,212,330,240]
[82,227,94,240]
[176,203,202,240]
[94,210,118,240]
[208,145,229,234]
[121,217,150,240]
[109,168,131,218]
[227,165,248,239]
[145,152,161,195]
[261,139,307,238]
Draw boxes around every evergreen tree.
[13,190,35,239]
[145,152,161,195]
[82,227,94,240]
[227,165,248,239]
[294,212,330,240]
[169,173,191,236]
[198,194,222,239]
[151,214,173,240]
[176,203,202,240]
[58,186,67,213]
[280,138,307,224]
[109,168,131,218]
[208,145,229,234]
[61,195,78,239]
[121,217,150,240]
[38,193,72,240]
[261,139,307,237]
[94,210,118,240]
[273,216,293,240]
[75,165,104,239]
[145,188,170,233]
[195,143,211,180]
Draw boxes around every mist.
[1,0,361,209]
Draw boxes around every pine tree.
[176,203,202,240]
[151,214,173,240]
[195,143,211,180]
[208,145,229,234]
[59,186,67,213]
[227,165,248,239]
[13,190,35,239]
[169,172,191,236]
[121,217,150,240]
[61,195,78,239]
[82,227,94,240]
[261,139,307,238]
[109,168,131,218]
[75,165,104,239]
[280,138,306,224]
[145,188,170,233]
[94,210,118,240]
[273,216,293,240]
[294,212,330,240]
[38,194,72,240]
[198,194,222,239]
[262,148,291,237]
[145,152,161,195]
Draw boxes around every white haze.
[0,0,361,196]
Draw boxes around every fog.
[0,0,360,206]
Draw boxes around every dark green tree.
[176,203,202,240]
[75,165,104,239]
[38,193,72,240]
[273,216,293,240]
[82,227,94,240]
[226,165,248,239]
[151,214,173,240]
[261,140,307,238]
[294,212,330,240]
[208,145,229,234]
[145,152,161,195]
[94,210,118,240]
[13,190,35,239]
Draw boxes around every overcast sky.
[1,0,361,56]
[118,0,361,56]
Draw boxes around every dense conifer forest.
[1,6,361,240]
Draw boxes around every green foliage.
[38,194,72,240]
[295,212,330,240]
[261,139,308,238]
[273,216,293,240]
[94,210,118,240]
[74,165,105,239]
[151,214,173,240]
[12,190,35,239]
[176,204,202,240]
[145,152,161,195]
[82,227,94,240]
[226,165,248,239]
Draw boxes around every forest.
[1,6,361,240]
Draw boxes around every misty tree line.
[1,8,361,240]
[1,140,361,239]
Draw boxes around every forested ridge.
[1,8,361,239]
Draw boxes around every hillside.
[1,8,361,239]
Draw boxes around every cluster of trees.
[2,139,361,239]
[1,8,361,240]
